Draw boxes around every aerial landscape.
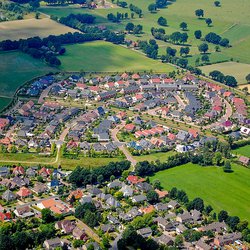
[0,0,249,249]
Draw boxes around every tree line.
[68,160,130,187]
[209,70,238,87]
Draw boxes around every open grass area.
[40,0,250,80]
[0,97,12,112]
[60,41,175,72]
[200,62,250,85]
[0,18,78,41]
[135,151,176,162]
[58,156,123,170]
[150,162,250,222]
[0,51,55,110]
[232,145,250,158]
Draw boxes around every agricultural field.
[0,51,55,111]
[39,0,250,80]
[150,162,250,222]
[232,145,250,158]
[200,62,250,85]
[60,41,175,72]
[0,18,78,41]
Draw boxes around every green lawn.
[59,156,123,170]
[0,97,12,112]
[232,145,250,157]
[150,162,250,222]
[135,151,177,162]
[60,41,175,72]
[0,51,54,98]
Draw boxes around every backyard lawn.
[150,162,250,222]
[232,145,250,158]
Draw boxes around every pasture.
[200,62,250,84]
[0,97,12,112]
[60,41,175,72]
[0,18,78,41]
[0,51,55,104]
[39,0,250,80]
[150,162,250,222]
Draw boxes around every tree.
[97,174,104,184]
[180,47,190,57]
[166,46,177,56]
[177,58,188,68]
[214,1,221,7]
[223,160,232,173]
[246,73,250,83]
[175,235,184,247]
[125,22,134,33]
[201,54,209,63]
[195,9,204,18]
[218,210,228,222]
[219,38,230,47]
[41,208,54,223]
[73,240,84,248]
[214,152,222,165]
[35,12,40,19]
[180,22,188,30]
[198,43,209,53]
[227,216,240,231]
[148,3,157,13]
[205,18,212,26]
[133,24,143,34]
[84,210,99,227]
[205,205,213,215]
[152,179,161,190]
[156,0,167,8]
[194,30,202,39]
[146,190,159,204]
[224,75,237,87]
[158,16,167,26]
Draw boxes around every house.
[100,224,115,233]
[176,211,193,223]
[32,182,48,195]
[108,180,122,189]
[135,182,152,192]
[199,221,227,233]
[214,233,242,247]
[124,123,136,132]
[106,196,121,207]
[132,194,147,203]
[154,203,169,211]
[55,220,75,234]
[26,167,37,177]
[168,200,180,209]
[154,217,175,231]
[127,175,145,185]
[43,238,63,249]
[195,239,212,250]
[14,205,34,218]
[239,156,250,166]
[0,212,11,221]
[120,185,133,197]
[2,190,16,201]
[176,130,190,142]
[16,187,32,198]
[12,166,25,175]
[88,187,102,196]
[240,126,250,136]
[0,166,10,177]
[139,205,155,214]
[137,227,152,238]
[155,189,168,199]
[80,195,92,205]
[156,234,174,246]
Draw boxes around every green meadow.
[150,162,250,222]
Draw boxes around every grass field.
[0,97,12,112]
[150,162,250,222]
[232,145,250,157]
[0,51,55,99]
[39,0,250,80]
[200,62,250,84]
[0,18,78,41]
[134,151,176,162]
[60,41,175,72]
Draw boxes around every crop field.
[0,51,55,108]
[40,0,250,80]
[0,18,78,41]
[150,162,250,222]
[200,62,250,84]
[60,41,175,72]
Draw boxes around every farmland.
[0,18,78,41]
[60,41,175,72]
[39,0,250,80]
[200,62,250,84]
[150,162,250,222]
[0,51,55,109]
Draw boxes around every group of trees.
[137,39,159,59]
[75,202,101,228]
[69,161,130,187]
[107,12,129,22]
[205,32,230,47]
[129,3,142,17]
[151,27,189,45]
[209,70,238,87]
[117,1,127,8]
[125,22,143,34]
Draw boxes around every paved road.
[174,93,186,108]
[111,122,137,167]
[38,82,58,104]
